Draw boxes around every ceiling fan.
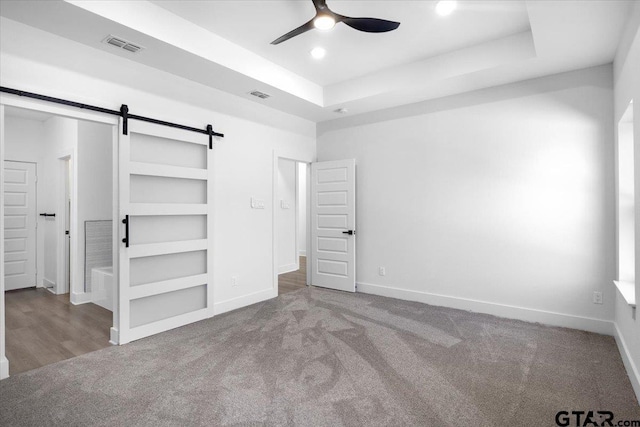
[271,0,401,45]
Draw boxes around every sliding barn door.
[118,120,213,344]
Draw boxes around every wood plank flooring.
[278,256,307,295]
[5,287,112,375]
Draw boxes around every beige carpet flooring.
[1,287,638,426]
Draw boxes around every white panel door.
[3,161,37,291]
[311,159,356,292]
[118,120,213,344]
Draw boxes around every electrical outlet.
[231,276,238,286]
[378,267,386,276]
[593,291,603,304]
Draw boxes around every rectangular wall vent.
[102,35,145,54]
[249,90,271,99]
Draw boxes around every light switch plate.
[251,197,265,209]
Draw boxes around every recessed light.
[334,108,348,114]
[435,0,457,16]
[314,15,336,30]
[310,47,326,60]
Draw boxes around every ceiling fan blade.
[312,0,328,11]
[271,19,316,45]
[339,17,400,33]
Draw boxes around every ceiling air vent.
[122,43,142,53]
[249,90,271,100]
[102,35,144,54]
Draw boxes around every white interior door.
[310,159,356,292]
[118,120,213,344]
[3,161,37,291]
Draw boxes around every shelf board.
[614,280,636,307]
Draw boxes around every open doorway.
[277,159,309,295]
[2,106,116,376]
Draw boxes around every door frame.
[272,151,314,295]
[0,94,120,379]
[55,148,77,297]
[277,158,300,274]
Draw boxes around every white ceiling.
[150,1,532,86]
[0,0,634,124]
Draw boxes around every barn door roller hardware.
[0,86,224,148]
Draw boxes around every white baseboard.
[0,356,9,380]
[213,288,276,316]
[278,263,299,275]
[42,278,55,290]
[357,282,614,336]
[299,250,307,257]
[109,327,119,345]
[614,323,640,404]
[70,291,92,305]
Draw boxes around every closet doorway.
[1,103,117,376]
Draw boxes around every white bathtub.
[92,266,113,312]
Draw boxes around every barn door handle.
[122,215,129,247]
[342,230,354,235]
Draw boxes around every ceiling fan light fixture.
[314,15,336,30]
[270,0,400,45]
[435,0,457,16]
[310,47,327,59]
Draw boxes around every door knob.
[342,230,354,235]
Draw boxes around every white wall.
[298,162,307,257]
[318,64,615,334]
[613,1,640,402]
[277,158,298,273]
[77,120,112,293]
[43,116,78,294]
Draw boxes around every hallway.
[278,256,306,295]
